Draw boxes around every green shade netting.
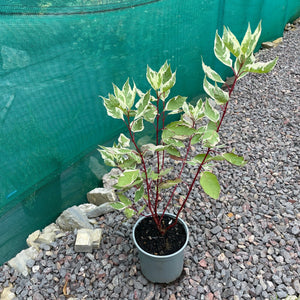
[0,0,299,264]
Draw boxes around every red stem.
[164,74,239,232]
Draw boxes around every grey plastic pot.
[132,213,189,283]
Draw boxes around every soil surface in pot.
[135,215,186,256]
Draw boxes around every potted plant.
[98,22,277,283]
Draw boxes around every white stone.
[91,228,103,249]
[56,206,93,231]
[74,228,103,252]
[75,229,93,252]
[8,247,38,277]
[0,283,16,300]
[87,187,117,205]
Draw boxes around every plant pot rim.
[132,212,189,259]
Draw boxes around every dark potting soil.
[134,215,187,256]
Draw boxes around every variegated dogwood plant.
[99,22,277,234]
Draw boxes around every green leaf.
[172,125,196,136]
[138,205,146,215]
[131,118,144,132]
[214,31,232,67]
[222,26,241,57]
[134,185,144,203]
[165,146,181,157]
[189,153,211,165]
[118,194,132,206]
[223,153,247,166]
[191,133,203,145]
[124,208,135,218]
[204,100,220,122]
[158,178,181,190]
[165,96,187,110]
[244,57,278,73]
[202,59,224,83]
[200,171,220,199]
[110,202,125,210]
[117,170,139,187]
[207,121,217,131]
[159,167,173,177]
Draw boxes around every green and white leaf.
[122,79,136,110]
[204,99,220,122]
[143,103,157,123]
[222,26,241,57]
[131,118,144,132]
[165,96,187,111]
[200,171,220,199]
[158,178,181,190]
[116,170,140,187]
[202,59,224,83]
[118,133,130,148]
[202,130,220,147]
[124,208,135,218]
[118,194,132,206]
[102,95,124,120]
[112,83,127,110]
[244,57,278,73]
[160,64,176,93]
[214,31,232,67]
[110,202,125,210]
[135,90,151,119]
[246,21,262,56]
[241,23,252,55]
[223,153,247,166]
[146,65,161,90]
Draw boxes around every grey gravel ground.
[0,22,299,300]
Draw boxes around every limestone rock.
[262,37,283,49]
[261,42,275,49]
[36,231,56,245]
[8,247,39,277]
[56,206,93,231]
[86,202,114,218]
[87,187,116,205]
[102,168,121,189]
[0,283,16,300]
[26,230,41,249]
[78,203,98,215]
[74,228,102,252]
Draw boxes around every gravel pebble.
[0,20,300,300]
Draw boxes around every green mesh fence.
[0,0,299,264]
